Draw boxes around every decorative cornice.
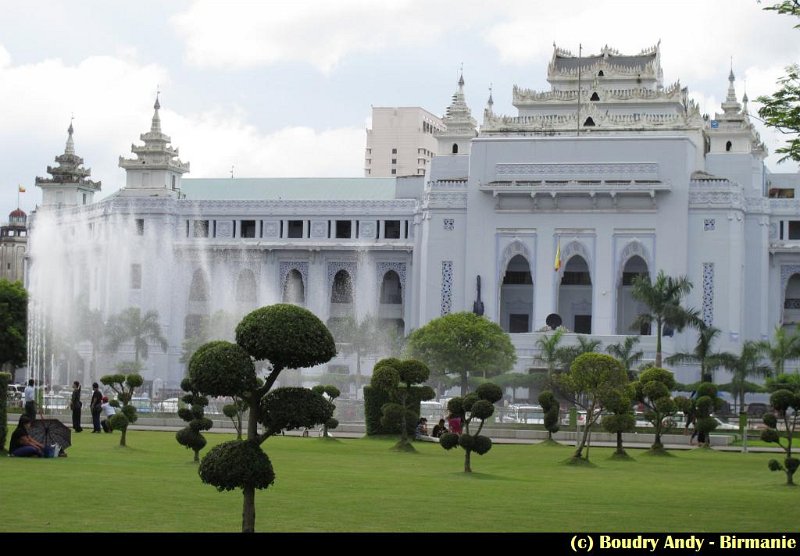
[422,191,467,210]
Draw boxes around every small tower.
[435,72,477,155]
[0,208,28,282]
[35,122,101,209]
[706,67,766,159]
[118,94,190,197]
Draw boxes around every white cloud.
[171,0,482,73]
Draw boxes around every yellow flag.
[554,241,561,271]
[18,185,26,193]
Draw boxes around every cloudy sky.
[1,0,798,219]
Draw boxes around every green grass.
[0,430,795,532]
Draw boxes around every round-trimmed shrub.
[109,413,129,431]
[125,374,144,389]
[761,429,780,443]
[440,432,459,450]
[223,404,238,419]
[199,440,275,492]
[178,407,194,422]
[447,397,464,416]
[190,417,213,433]
[236,304,336,368]
[371,365,400,391]
[176,427,207,452]
[768,459,782,472]
[786,457,800,474]
[476,382,503,404]
[458,433,475,450]
[472,435,492,455]
[469,399,494,420]
[259,387,333,432]
[121,405,137,423]
[397,359,429,385]
[325,417,339,430]
[696,382,717,398]
[763,413,778,429]
[462,393,479,413]
[189,340,256,397]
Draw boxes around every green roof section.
[181,177,398,201]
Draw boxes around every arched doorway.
[186,269,209,339]
[500,254,533,333]
[616,255,649,334]
[330,269,354,318]
[282,269,305,306]
[558,255,592,333]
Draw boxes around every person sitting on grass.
[414,417,437,442]
[9,415,44,457]
[431,418,447,438]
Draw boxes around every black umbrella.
[29,418,72,450]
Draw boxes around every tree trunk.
[653,425,663,450]
[464,448,472,473]
[242,486,256,533]
[241,395,260,533]
[400,391,408,444]
[193,449,199,463]
[655,320,663,368]
[616,431,625,455]
[120,427,127,447]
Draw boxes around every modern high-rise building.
[364,107,444,177]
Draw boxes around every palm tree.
[607,336,644,380]
[559,335,603,372]
[534,329,566,377]
[106,307,168,364]
[758,325,800,376]
[666,324,726,383]
[717,341,771,413]
[631,270,700,368]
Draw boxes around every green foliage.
[259,387,333,435]
[369,357,431,445]
[767,372,800,393]
[364,385,390,435]
[470,400,494,420]
[603,414,636,434]
[757,61,800,163]
[407,311,516,394]
[176,378,213,461]
[325,418,339,430]
[176,428,207,454]
[458,434,475,450]
[0,372,10,451]
[121,405,137,422]
[397,359,430,384]
[371,365,400,391]
[235,304,336,369]
[439,432,459,450]
[223,404,238,419]
[189,340,256,398]
[760,387,800,484]
[764,413,778,429]
[199,440,275,492]
[475,382,503,404]
[311,384,341,400]
[633,367,678,450]
[0,279,27,368]
[539,391,561,437]
[109,413,129,432]
[472,435,492,456]
[447,397,464,416]
[105,307,168,363]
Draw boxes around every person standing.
[23,379,36,421]
[90,382,103,433]
[70,381,83,432]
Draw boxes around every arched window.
[452,143,459,154]
[189,270,208,302]
[380,271,402,304]
[616,255,649,334]
[558,255,592,334]
[331,270,353,304]
[282,269,305,305]
[235,270,257,304]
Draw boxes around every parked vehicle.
[503,404,545,424]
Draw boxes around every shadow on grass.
[608,452,635,462]
[447,471,519,481]
[561,456,596,467]
[640,448,675,457]
[391,440,417,453]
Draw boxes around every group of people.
[71,381,116,433]
[414,414,463,442]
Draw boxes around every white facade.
[365,107,444,177]
[28,44,800,394]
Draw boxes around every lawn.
[0,430,794,532]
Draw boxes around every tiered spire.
[119,93,190,176]
[437,72,477,138]
[35,121,100,188]
[721,67,742,115]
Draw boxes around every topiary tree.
[189,304,337,533]
[176,377,213,462]
[100,368,144,447]
[311,384,341,439]
[602,385,636,458]
[675,382,722,448]
[0,372,10,452]
[761,388,800,486]
[370,358,434,451]
[632,367,678,452]
[538,390,560,443]
[558,353,628,462]
[223,397,248,440]
[439,382,502,472]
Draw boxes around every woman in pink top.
[447,414,462,435]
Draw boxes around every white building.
[365,107,444,177]
[27,43,800,395]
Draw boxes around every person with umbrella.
[9,415,44,457]
[70,381,83,433]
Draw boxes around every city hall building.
[27,44,800,394]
